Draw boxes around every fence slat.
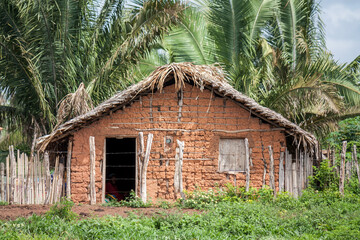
[44,152,51,204]
[0,163,4,201]
[9,145,16,204]
[279,151,285,192]
[339,141,347,195]
[6,156,9,202]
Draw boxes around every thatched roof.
[37,62,317,151]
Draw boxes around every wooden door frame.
[102,135,138,203]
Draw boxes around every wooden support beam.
[66,139,73,199]
[261,145,267,188]
[102,140,106,204]
[89,136,96,205]
[339,141,347,196]
[140,133,153,203]
[174,140,185,199]
[245,138,250,192]
[268,146,275,194]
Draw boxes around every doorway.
[105,138,136,201]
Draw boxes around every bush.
[310,159,338,191]
[46,197,78,221]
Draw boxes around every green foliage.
[103,190,151,208]
[45,197,78,222]
[309,159,339,191]
[325,116,360,150]
[1,189,360,239]
[0,201,8,206]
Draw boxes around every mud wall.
[69,83,286,203]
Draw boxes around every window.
[218,139,247,173]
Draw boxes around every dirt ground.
[0,204,200,221]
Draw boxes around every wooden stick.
[140,133,153,203]
[50,156,59,204]
[0,163,4,201]
[102,140,106,204]
[175,140,185,199]
[339,141,347,196]
[245,138,250,192]
[6,156,9,202]
[24,154,28,204]
[27,156,34,204]
[268,146,275,194]
[299,151,304,195]
[38,156,43,204]
[44,152,51,204]
[56,161,65,203]
[353,145,360,187]
[261,144,267,188]
[41,158,46,203]
[278,151,284,192]
[292,161,298,198]
[9,145,16,204]
[66,139,73,199]
[18,153,24,204]
[138,132,144,197]
[89,136,96,205]
[34,154,39,204]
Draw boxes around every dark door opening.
[106,138,136,201]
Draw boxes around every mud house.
[37,63,318,204]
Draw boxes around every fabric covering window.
[219,139,247,172]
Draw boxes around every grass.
[0,188,360,239]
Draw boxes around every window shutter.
[219,139,247,172]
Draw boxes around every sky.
[322,0,360,64]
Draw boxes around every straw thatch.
[37,62,317,151]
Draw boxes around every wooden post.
[6,156,9,202]
[55,161,65,203]
[26,156,34,204]
[34,154,39,204]
[102,140,106,204]
[268,146,275,193]
[0,163,4,201]
[18,153,24,204]
[44,152,51,204]
[50,156,59,204]
[66,139,73,199]
[140,133,153,203]
[245,138,250,192]
[285,150,291,192]
[278,151,285,192]
[175,140,185,199]
[299,151,304,194]
[138,132,144,197]
[353,145,360,186]
[24,154,28,204]
[339,141,347,196]
[261,145,267,188]
[89,136,96,205]
[9,145,16,204]
[292,161,298,198]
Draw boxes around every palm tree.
[0,0,184,148]
[132,0,360,138]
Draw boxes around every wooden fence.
[0,146,65,204]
